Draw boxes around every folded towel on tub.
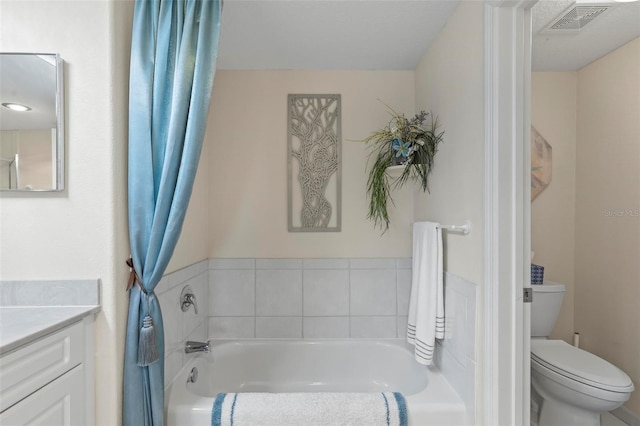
[211,392,408,426]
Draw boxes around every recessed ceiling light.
[1,103,32,112]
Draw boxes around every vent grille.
[544,4,613,33]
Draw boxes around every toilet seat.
[531,340,634,393]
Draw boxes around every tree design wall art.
[288,94,341,232]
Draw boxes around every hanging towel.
[211,392,407,426]
[407,222,444,365]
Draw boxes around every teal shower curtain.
[123,1,221,425]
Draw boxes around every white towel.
[211,392,408,426]
[407,222,444,365]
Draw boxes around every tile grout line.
[347,258,351,338]
[253,262,257,338]
[300,264,305,339]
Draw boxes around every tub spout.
[185,340,210,354]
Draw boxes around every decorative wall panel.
[288,94,341,232]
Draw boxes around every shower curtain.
[123,1,221,425]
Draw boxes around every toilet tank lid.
[531,281,565,293]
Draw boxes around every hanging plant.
[364,106,444,231]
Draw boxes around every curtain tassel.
[137,315,159,366]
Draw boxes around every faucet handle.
[180,285,198,314]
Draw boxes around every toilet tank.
[531,281,565,337]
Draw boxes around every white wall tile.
[209,258,255,270]
[464,358,476,424]
[182,274,208,339]
[255,270,302,316]
[157,284,183,355]
[443,286,467,366]
[303,259,349,269]
[350,316,396,338]
[397,315,408,339]
[155,275,172,295]
[464,294,476,362]
[444,272,477,363]
[396,258,412,269]
[256,317,302,338]
[303,270,349,316]
[167,261,203,290]
[256,259,302,269]
[303,317,349,339]
[183,321,207,366]
[436,272,478,422]
[435,343,465,400]
[209,317,255,339]
[209,270,255,316]
[164,348,183,390]
[397,269,412,316]
[350,269,396,315]
[349,258,396,269]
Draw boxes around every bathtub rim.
[165,338,467,424]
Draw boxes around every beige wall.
[166,135,211,273]
[413,3,484,418]
[207,70,415,258]
[0,1,133,424]
[413,1,484,286]
[575,37,640,414]
[531,72,577,343]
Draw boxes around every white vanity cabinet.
[0,316,95,426]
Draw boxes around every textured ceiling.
[217,0,460,70]
[217,0,640,72]
[532,0,640,71]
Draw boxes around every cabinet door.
[0,321,84,412]
[0,365,84,426]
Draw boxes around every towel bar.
[438,220,471,235]
[412,220,471,235]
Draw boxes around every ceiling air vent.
[542,4,614,33]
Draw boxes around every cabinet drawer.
[0,321,83,412]
[0,364,84,425]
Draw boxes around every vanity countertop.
[0,305,100,355]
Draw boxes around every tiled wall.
[206,258,477,421]
[207,258,412,339]
[156,260,209,390]
[437,272,477,424]
[159,257,477,423]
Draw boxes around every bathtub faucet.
[185,340,211,354]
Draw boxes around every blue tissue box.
[531,264,544,285]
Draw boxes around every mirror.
[0,53,64,191]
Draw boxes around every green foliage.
[364,107,444,232]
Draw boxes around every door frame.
[483,1,536,424]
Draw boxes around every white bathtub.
[166,339,467,425]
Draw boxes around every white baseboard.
[612,405,640,426]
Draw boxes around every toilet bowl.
[531,339,634,426]
[530,282,635,426]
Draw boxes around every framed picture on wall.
[531,125,552,201]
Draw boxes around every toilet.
[530,281,635,426]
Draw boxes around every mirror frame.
[0,53,65,192]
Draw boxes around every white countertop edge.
[0,305,100,356]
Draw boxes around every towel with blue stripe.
[211,392,408,426]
